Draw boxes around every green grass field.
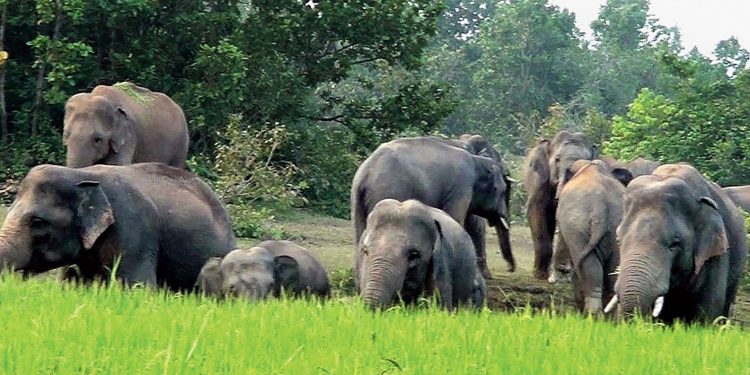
[1,275,748,374]
[1,207,750,373]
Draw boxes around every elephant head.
[63,93,135,168]
[547,131,596,199]
[0,165,114,273]
[560,159,634,190]
[612,165,728,319]
[357,199,448,309]
[196,248,300,300]
[471,155,511,230]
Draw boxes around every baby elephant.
[197,241,330,300]
[355,199,486,310]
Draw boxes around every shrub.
[212,115,304,238]
[328,267,357,297]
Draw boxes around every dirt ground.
[255,210,750,327]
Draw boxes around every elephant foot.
[534,269,550,281]
[506,262,516,273]
[584,296,603,315]
[547,268,571,284]
[478,258,493,280]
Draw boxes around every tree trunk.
[0,3,7,141]
[30,0,63,137]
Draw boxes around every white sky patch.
[549,0,750,58]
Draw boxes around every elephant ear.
[75,181,114,250]
[611,168,634,187]
[273,255,301,296]
[109,107,129,154]
[525,140,551,186]
[196,257,223,295]
[430,219,453,307]
[693,196,729,276]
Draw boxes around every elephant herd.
[0,83,747,324]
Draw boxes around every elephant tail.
[574,210,608,268]
[352,185,368,248]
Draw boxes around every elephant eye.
[407,249,420,261]
[30,216,49,227]
[361,246,369,256]
[668,239,681,252]
[93,137,103,144]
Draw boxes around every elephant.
[63,83,189,168]
[355,199,486,310]
[351,136,514,280]
[551,159,633,314]
[0,163,236,290]
[431,134,516,278]
[624,157,659,177]
[608,164,747,323]
[523,131,595,280]
[722,185,750,213]
[196,241,329,300]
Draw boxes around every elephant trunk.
[362,259,406,309]
[617,253,668,318]
[0,208,33,271]
[496,226,515,272]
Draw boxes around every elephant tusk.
[603,294,618,314]
[500,217,510,230]
[652,296,665,318]
[505,177,518,183]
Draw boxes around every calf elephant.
[355,199,486,310]
[609,164,747,323]
[523,131,595,279]
[432,134,516,278]
[352,136,514,279]
[63,83,189,168]
[0,163,235,290]
[197,241,329,300]
[722,185,750,213]
[552,160,632,314]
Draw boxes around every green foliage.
[606,68,750,186]
[226,204,286,240]
[0,274,748,373]
[328,267,357,297]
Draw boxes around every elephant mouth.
[603,294,665,318]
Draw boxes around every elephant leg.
[465,215,492,279]
[576,252,604,315]
[548,235,571,283]
[528,197,556,280]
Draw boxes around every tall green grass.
[0,274,748,374]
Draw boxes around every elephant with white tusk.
[611,164,747,323]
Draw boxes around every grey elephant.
[722,185,750,213]
[63,83,189,168]
[0,163,235,289]
[608,164,747,323]
[431,134,516,278]
[623,157,659,177]
[352,136,514,278]
[523,131,595,279]
[355,199,486,310]
[552,160,633,314]
[197,241,329,300]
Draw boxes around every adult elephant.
[351,137,514,280]
[523,131,595,279]
[355,199,485,310]
[63,83,189,168]
[552,160,632,314]
[722,185,750,213]
[432,134,516,278]
[0,163,235,290]
[624,157,659,177]
[608,164,747,323]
